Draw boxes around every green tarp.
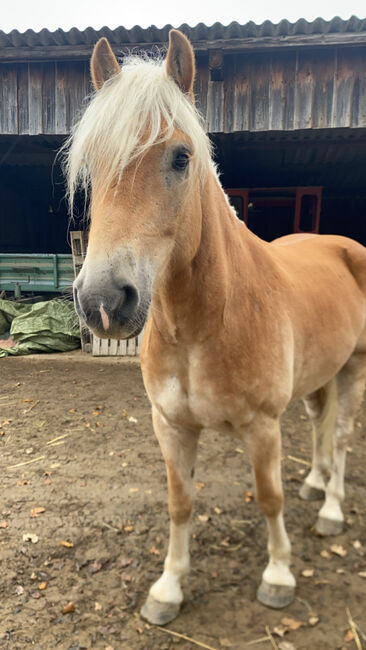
[0,298,80,357]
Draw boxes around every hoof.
[314,516,343,536]
[299,483,325,501]
[140,594,181,625]
[257,581,295,609]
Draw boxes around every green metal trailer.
[0,253,74,297]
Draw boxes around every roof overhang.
[1,16,365,62]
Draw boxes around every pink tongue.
[99,304,110,331]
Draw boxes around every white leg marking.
[318,445,346,523]
[303,383,336,491]
[262,513,295,587]
[247,417,295,592]
[150,521,190,604]
[317,369,366,526]
[147,409,198,607]
[304,430,330,491]
[304,467,327,492]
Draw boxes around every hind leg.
[315,354,366,536]
[299,382,335,501]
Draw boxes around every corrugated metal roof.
[1,15,366,49]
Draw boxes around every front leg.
[246,416,296,608]
[141,407,199,625]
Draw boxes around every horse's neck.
[151,170,269,343]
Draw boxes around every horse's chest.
[148,366,251,433]
[154,374,210,426]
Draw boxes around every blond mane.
[64,54,213,209]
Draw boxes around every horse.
[66,30,366,625]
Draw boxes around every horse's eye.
[172,149,190,171]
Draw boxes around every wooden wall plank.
[1,65,18,134]
[357,53,366,128]
[42,63,56,134]
[64,62,88,131]
[334,49,356,128]
[28,63,43,134]
[231,55,250,132]
[294,51,314,129]
[55,61,89,134]
[269,55,285,131]
[249,54,270,131]
[0,65,6,133]
[348,49,366,128]
[84,61,92,103]
[223,54,235,133]
[282,52,296,130]
[206,80,224,133]
[17,64,29,134]
[55,62,67,134]
[195,56,209,127]
[311,50,335,129]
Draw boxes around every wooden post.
[70,230,92,353]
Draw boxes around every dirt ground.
[1,353,365,650]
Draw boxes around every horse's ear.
[166,29,195,101]
[91,38,120,91]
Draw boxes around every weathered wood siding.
[0,61,89,135]
[1,46,366,135]
[201,47,366,133]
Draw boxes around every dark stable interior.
[1,128,366,254]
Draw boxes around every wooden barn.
[1,15,366,277]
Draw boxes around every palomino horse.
[68,30,366,624]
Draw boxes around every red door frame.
[226,187,322,234]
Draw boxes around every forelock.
[63,53,212,210]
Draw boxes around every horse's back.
[271,233,366,295]
[271,232,317,246]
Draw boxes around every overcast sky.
[2,0,366,33]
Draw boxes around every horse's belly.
[292,314,364,399]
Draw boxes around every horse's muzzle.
[73,279,141,339]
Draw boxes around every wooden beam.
[0,32,366,62]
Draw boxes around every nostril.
[72,280,140,334]
[120,284,139,317]
[124,284,138,303]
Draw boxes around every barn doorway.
[0,134,84,255]
[213,128,366,244]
